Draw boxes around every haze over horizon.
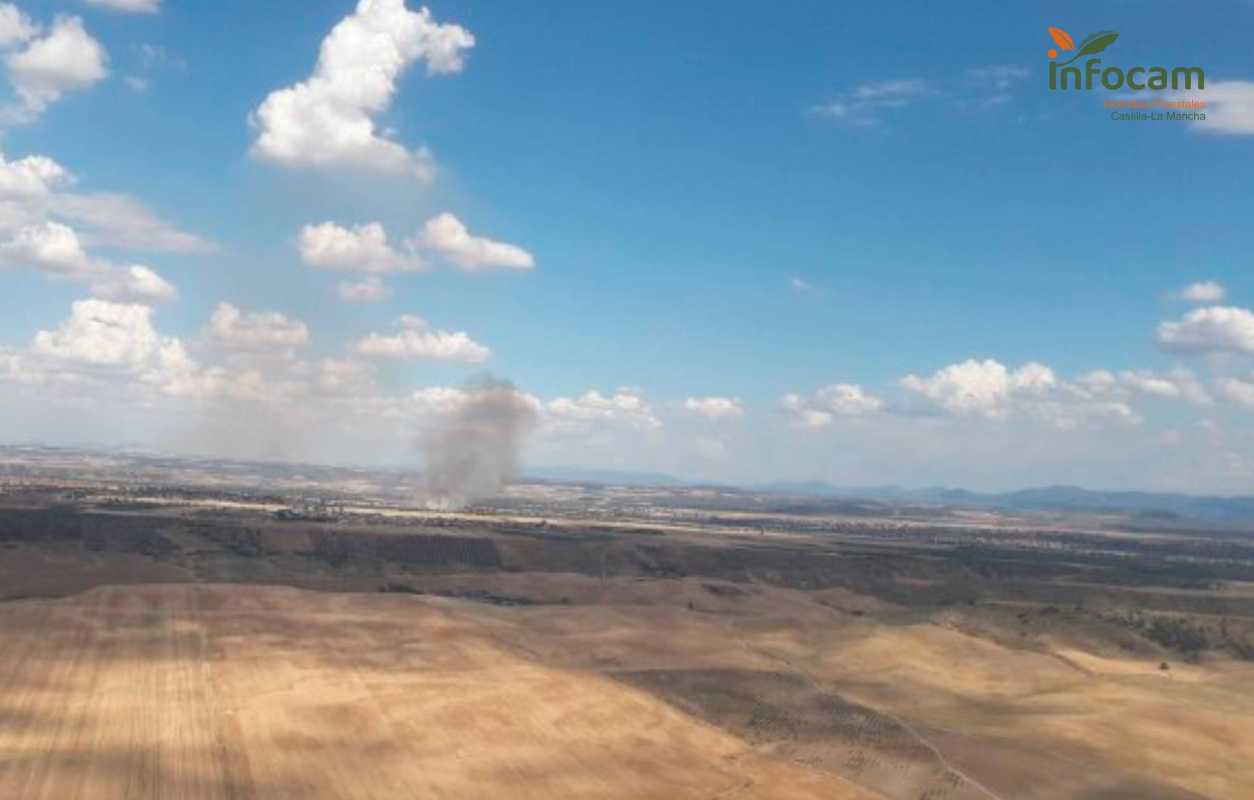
[2,0,1254,493]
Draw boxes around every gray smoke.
[420,377,538,509]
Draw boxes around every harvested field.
[0,584,873,800]
[4,574,1246,798]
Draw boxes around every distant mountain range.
[526,468,1254,523]
[754,483,1254,523]
[7,445,1253,524]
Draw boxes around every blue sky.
[2,0,1253,492]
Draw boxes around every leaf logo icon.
[1048,27,1076,51]
[1055,30,1119,66]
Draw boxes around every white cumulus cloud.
[901,359,1054,417]
[902,359,1143,430]
[31,298,188,376]
[5,15,107,123]
[0,218,179,303]
[684,396,743,420]
[782,383,882,428]
[0,4,36,48]
[1156,306,1254,356]
[0,220,97,276]
[0,151,70,201]
[208,303,310,351]
[355,314,489,362]
[417,212,534,271]
[546,389,662,433]
[298,220,421,273]
[250,0,474,180]
[301,214,533,273]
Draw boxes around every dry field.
[2,575,1250,799]
[0,582,872,799]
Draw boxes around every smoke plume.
[420,377,538,509]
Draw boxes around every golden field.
[2,575,1249,799]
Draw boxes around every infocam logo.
[1046,27,1205,91]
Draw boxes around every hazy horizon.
[7,439,1254,503]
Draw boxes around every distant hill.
[749,481,1254,523]
[527,470,1254,522]
[526,467,689,487]
[753,482,909,499]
